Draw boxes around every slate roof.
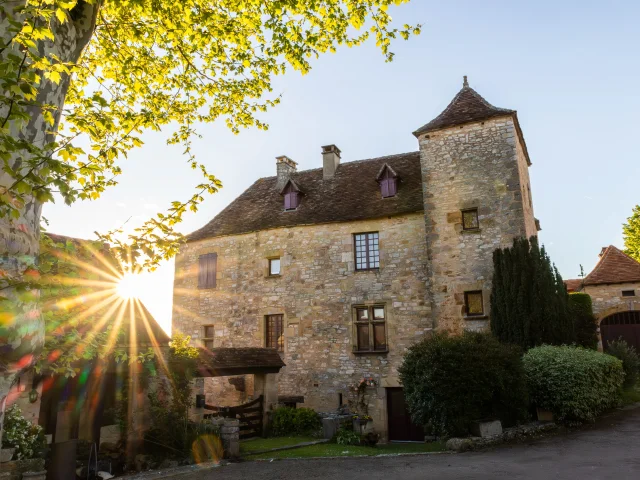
[413,81,515,136]
[195,347,286,377]
[583,245,640,286]
[187,151,424,242]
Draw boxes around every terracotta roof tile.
[583,245,640,286]
[187,151,424,242]
[564,279,583,292]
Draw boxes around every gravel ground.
[176,407,640,480]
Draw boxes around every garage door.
[600,311,640,351]
[386,388,424,442]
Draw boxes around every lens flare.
[117,273,146,299]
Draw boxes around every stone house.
[171,78,539,441]
[566,245,640,351]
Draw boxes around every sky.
[45,1,640,334]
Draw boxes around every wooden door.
[386,388,424,442]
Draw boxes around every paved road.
[185,407,640,480]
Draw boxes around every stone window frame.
[461,208,480,231]
[622,289,636,297]
[464,290,485,317]
[268,257,281,277]
[202,325,215,350]
[354,232,380,271]
[265,314,284,352]
[352,304,388,354]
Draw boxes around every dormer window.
[376,164,398,198]
[281,179,302,211]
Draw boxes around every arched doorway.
[600,311,640,351]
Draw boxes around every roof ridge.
[257,151,420,181]
[583,244,640,285]
[583,245,613,284]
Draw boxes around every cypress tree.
[490,236,575,349]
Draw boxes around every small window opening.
[462,208,479,230]
[622,290,636,297]
[464,291,484,316]
[269,258,281,276]
[202,325,215,349]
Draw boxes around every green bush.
[523,345,624,423]
[270,407,321,436]
[606,339,640,388]
[335,428,361,446]
[398,332,529,437]
[569,293,598,349]
[1,404,46,459]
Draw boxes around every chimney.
[322,144,341,179]
[276,155,297,189]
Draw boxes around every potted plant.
[349,377,377,434]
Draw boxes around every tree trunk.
[0,0,100,445]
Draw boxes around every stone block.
[322,417,340,439]
[470,419,502,438]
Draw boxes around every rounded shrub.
[270,407,321,436]
[2,404,46,459]
[398,332,529,437]
[606,339,640,388]
[523,345,624,423]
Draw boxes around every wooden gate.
[204,395,264,439]
[601,311,640,351]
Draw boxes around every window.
[622,290,636,297]
[464,291,484,316]
[283,183,300,210]
[354,232,380,271]
[354,305,387,352]
[202,325,214,349]
[378,166,397,198]
[198,253,217,289]
[461,208,479,230]
[266,314,284,352]
[269,258,281,276]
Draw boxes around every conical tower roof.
[413,76,515,136]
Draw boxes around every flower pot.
[0,448,15,463]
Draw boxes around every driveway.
[183,407,640,480]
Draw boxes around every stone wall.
[416,116,536,332]
[172,212,432,440]
[582,282,640,320]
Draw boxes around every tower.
[413,77,538,332]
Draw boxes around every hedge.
[270,407,321,436]
[399,332,529,437]
[523,345,624,423]
[569,293,598,349]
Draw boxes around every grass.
[247,441,446,459]
[621,385,640,405]
[240,436,318,454]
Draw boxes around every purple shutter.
[380,179,390,197]
[284,193,292,210]
[388,178,397,196]
[198,253,217,288]
[291,192,299,209]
